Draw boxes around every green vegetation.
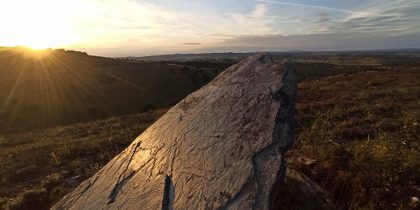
[0,50,419,209]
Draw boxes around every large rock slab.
[52,53,297,210]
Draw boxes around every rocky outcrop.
[52,53,297,210]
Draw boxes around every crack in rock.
[161,175,175,210]
[108,170,136,205]
[108,142,141,205]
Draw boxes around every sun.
[8,31,78,50]
[5,33,78,50]
[0,0,82,49]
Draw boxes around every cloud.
[194,32,420,53]
[332,0,420,34]
[256,0,355,14]
[314,12,331,24]
[182,43,201,45]
[7,0,415,56]
[255,0,420,35]
[249,4,267,18]
[70,1,281,49]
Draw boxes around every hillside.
[0,47,230,133]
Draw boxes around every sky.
[1,0,420,56]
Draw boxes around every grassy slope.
[0,109,167,209]
[0,47,230,133]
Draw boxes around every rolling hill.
[0,47,231,133]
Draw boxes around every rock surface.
[52,53,297,210]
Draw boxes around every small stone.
[411,197,419,207]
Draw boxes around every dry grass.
[288,69,420,209]
[0,109,167,210]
